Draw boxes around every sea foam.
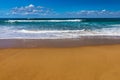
[5,19,82,23]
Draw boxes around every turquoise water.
[0,18,120,39]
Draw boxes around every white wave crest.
[18,27,120,36]
[16,28,120,39]
[1,26,120,39]
[18,29,85,34]
[5,19,82,23]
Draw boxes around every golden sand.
[0,45,120,80]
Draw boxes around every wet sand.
[0,36,120,48]
[0,44,120,80]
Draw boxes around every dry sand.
[0,45,120,80]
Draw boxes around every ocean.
[0,18,120,39]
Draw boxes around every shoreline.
[0,36,120,48]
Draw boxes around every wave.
[18,29,85,33]
[16,27,120,36]
[5,19,82,23]
[1,26,120,39]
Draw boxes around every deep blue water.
[0,18,120,39]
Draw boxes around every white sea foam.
[18,27,120,35]
[1,26,120,39]
[5,19,82,23]
[18,29,85,34]
[11,28,120,39]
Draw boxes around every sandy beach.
[0,42,120,80]
[0,2,120,80]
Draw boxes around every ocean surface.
[0,18,120,39]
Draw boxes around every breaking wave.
[5,19,82,23]
[0,18,120,39]
[1,26,120,39]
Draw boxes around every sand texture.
[0,45,120,80]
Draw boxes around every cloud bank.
[8,4,56,17]
[65,10,120,18]
[7,4,120,18]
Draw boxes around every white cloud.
[7,5,120,18]
[28,4,34,8]
[65,10,120,18]
[8,4,56,17]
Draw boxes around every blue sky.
[0,0,120,18]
